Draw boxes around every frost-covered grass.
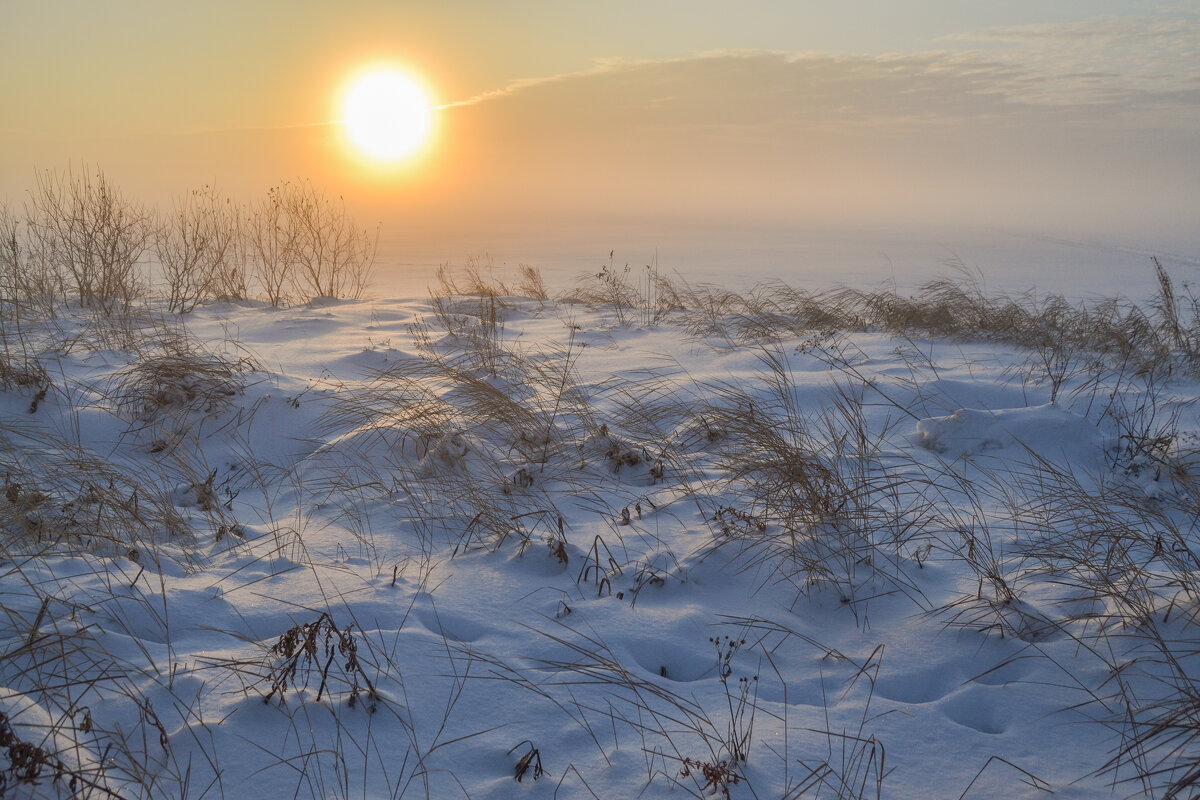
[2,264,1200,799]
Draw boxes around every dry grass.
[109,325,259,423]
[690,348,934,616]
[0,424,201,564]
[648,260,1199,381]
[562,252,675,327]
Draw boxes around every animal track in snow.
[940,686,1012,735]
[874,667,962,704]
[626,636,713,682]
[411,594,487,643]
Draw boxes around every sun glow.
[341,68,434,163]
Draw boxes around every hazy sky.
[3,1,1198,279]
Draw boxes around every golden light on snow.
[340,67,434,163]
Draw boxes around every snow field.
[1,270,1199,798]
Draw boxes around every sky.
[2,1,1198,287]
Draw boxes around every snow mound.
[915,404,1107,462]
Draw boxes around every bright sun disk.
[342,69,433,162]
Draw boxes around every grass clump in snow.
[110,325,259,423]
[694,349,934,616]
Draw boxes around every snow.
[914,404,1107,462]
[1,280,1199,799]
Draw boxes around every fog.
[3,12,1197,298]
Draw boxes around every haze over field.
[3,1,1198,292]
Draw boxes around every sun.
[340,68,434,162]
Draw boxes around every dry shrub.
[155,185,240,313]
[245,180,377,306]
[24,166,152,315]
[260,613,379,710]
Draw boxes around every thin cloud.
[440,35,1198,132]
[941,12,1200,107]
[448,49,1087,133]
[436,60,638,110]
